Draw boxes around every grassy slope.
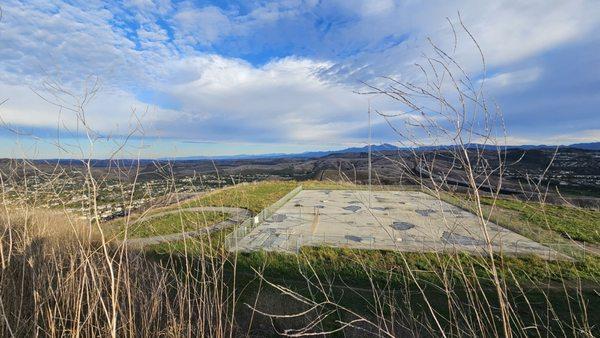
[235,246,599,286]
[438,192,600,246]
[182,180,298,213]
[482,197,600,244]
[114,210,228,239]
[148,227,232,253]
[109,180,300,239]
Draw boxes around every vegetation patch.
[439,192,600,246]
[147,227,233,254]
[482,198,600,244]
[115,210,228,239]
[233,247,600,286]
[183,180,298,213]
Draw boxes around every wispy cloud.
[0,0,599,157]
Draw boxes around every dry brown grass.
[0,204,237,337]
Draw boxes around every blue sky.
[0,0,599,158]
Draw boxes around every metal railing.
[255,185,303,225]
[224,185,303,250]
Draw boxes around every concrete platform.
[234,189,558,258]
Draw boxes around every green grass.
[555,185,600,198]
[115,210,228,239]
[302,180,363,190]
[147,226,232,253]
[482,198,600,244]
[116,180,298,241]
[182,180,298,213]
[234,247,600,286]
[302,179,421,191]
[438,192,600,246]
[145,241,599,337]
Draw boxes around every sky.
[0,0,599,158]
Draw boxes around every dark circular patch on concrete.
[391,221,416,230]
[415,209,436,216]
[343,205,362,212]
[441,231,485,246]
[271,214,287,222]
[345,235,363,242]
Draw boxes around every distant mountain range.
[167,144,400,161]
[569,142,600,150]
[165,142,600,161]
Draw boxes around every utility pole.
[368,100,372,209]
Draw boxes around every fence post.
[225,184,303,253]
[233,226,238,249]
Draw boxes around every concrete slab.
[233,189,558,258]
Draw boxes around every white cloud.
[0,82,176,136]
[151,56,372,143]
[137,23,169,46]
[0,0,598,156]
[504,129,600,146]
[0,1,143,87]
[457,1,599,67]
[171,4,233,47]
[322,0,600,82]
[485,67,542,88]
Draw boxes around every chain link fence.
[224,185,303,251]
